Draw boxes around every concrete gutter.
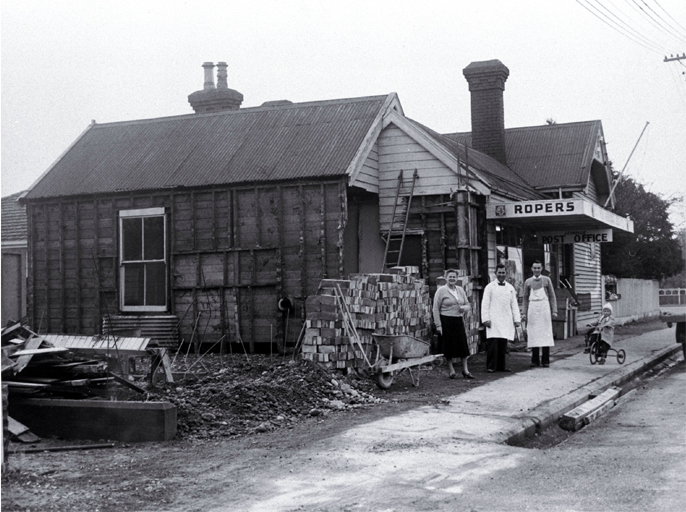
[504,342,682,445]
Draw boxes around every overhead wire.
[593,0,668,53]
[576,0,665,54]
[654,0,686,40]
[580,0,686,58]
[634,0,686,42]
[640,0,686,43]
[632,0,686,45]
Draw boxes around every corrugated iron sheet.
[45,334,152,352]
[504,121,600,189]
[448,120,601,191]
[413,121,541,200]
[1,191,28,241]
[25,96,389,200]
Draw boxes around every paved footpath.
[221,328,682,512]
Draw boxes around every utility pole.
[664,53,686,62]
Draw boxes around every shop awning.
[486,198,634,233]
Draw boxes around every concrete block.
[9,398,177,442]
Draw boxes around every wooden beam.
[14,335,43,373]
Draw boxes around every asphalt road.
[417,361,686,512]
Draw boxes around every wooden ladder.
[382,169,418,271]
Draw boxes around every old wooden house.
[20,59,633,351]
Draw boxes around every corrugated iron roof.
[25,95,391,200]
[1,191,28,242]
[447,120,602,191]
[410,120,542,200]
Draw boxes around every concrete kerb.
[504,343,683,446]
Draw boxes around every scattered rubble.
[2,321,390,443]
[155,355,387,439]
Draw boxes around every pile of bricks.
[300,267,433,369]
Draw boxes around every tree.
[601,177,683,280]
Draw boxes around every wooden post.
[43,203,50,333]
[299,185,306,300]
[250,250,256,353]
[229,189,236,248]
[94,199,101,334]
[59,201,66,332]
[255,187,262,247]
[212,190,217,250]
[338,179,347,279]
[320,183,327,279]
[75,201,82,333]
[191,190,196,251]
[169,194,176,315]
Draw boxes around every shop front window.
[119,208,167,312]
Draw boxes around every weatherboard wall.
[377,124,460,233]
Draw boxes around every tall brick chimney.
[188,61,243,113]
[462,60,510,165]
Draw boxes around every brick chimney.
[188,61,243,113]
[462,60,510,165]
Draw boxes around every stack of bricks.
[300,266,433,370]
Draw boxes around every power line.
[643,0,686,42]
[576,0,664,54]
[595,0,668,52]
[630,0,686,45]
[654,0,686,40]
[610,0,682,54]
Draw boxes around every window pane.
[122,218,143,261]
[145,262,166,305]
[144,216,164,260]
[123,263,144,305]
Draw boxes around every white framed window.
[119,207,167,312]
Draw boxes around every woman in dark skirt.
[432,269,474,379]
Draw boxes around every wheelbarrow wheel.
[375,372,394,389]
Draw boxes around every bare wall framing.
[26,179,347,352]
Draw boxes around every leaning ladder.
[382,169,418,271]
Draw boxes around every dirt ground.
[1,319,669,512]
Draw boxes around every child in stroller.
[584,303,615,364]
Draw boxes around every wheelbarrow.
[369,334,443,389]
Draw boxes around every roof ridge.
[90,94,393,129]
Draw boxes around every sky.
[2,0,686,227]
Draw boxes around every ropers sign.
[487,199,635,235]
[538,229,613,244]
